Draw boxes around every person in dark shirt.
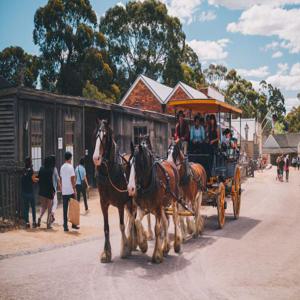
[21,157,38,228]
[174,110,190,154]
[37,156,55,229]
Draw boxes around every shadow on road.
[101,236,216,280]
[204,215,261,240]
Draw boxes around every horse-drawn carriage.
[168,99,242,229]
[93,98,243,264]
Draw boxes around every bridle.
[96,123,129,193]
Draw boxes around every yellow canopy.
[168,99,242,114]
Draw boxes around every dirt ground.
[1,168,300,300]
[0,189,120,259]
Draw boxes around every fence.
[0,161,24,226]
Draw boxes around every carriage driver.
[174,110,190,155]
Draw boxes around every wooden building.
[0,86,175,185]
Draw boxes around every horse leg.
[135,207,148,253]
[186,196,196,235]
[100,201,112,263]
[126,206,138,251]
[119,206,131,259]
[152,211,163,264]
[173,201,182,253]
[197,191,205,235]
[146,213,154,241]
[161,209,171,257]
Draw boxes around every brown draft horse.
[127,140,182,263]
[167,140,207,239]
[93,119,135,263]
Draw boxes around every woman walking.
[37,156,55,229]
[50,155,60,224]
[21,157,38,228]
[75,157,89,212]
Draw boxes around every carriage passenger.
[207,114,220,150]
[175,110,190,155]
[190,115,205,153]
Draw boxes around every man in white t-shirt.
[60,152,78,231]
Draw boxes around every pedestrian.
[60,151,79,232]
[75,157,89,212]
[21,157,38,228]
[297,156,300,170]
[278,155,285,182]
[37,156,55,229]
[284,155,290,182]
[292,157,297,169]
[50,155,61,224]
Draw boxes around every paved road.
[1,168,300,300]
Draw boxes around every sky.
[0,0,300,112]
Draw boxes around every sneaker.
[25,223,30,229]
[72,224,80,230]
[32,222,37,228]
[47,224,52,230]
[37,218,41,227]
[64,227,69,232]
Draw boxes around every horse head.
[93,119,113,166]
[127,139,153,197]
[167,139,184,165]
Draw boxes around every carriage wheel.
[217,182,226,229]
[232,166,241,219]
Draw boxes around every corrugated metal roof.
[140,75,173,103]
[178,82,208,100]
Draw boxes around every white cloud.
[272,51,283,58]
[208,0,300,10]
[188,39,229,61]
[237,66,270,78]
[116,2,125,9]
[161,0,202,24]
[198,10,217,22]
[285,97,300,112]
[227,5,300,53]
[277,63,289,74]
[266,62,300,91]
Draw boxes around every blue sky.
[0,0,300,111]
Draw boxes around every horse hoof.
[100,250,112,263]
[152,253,163,264]
[163,243,171,257]
[174,240,181,253]
[120,243,131,259]
[139,241,148,253]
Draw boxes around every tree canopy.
[0,46,40,88]
[285,106,300,133]
[33,0,117,98]
[99,0,189,93]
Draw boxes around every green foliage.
[99,0,187,93]
[33,0,118,99]
[222,69,286,123]
[204,64,227,89]
[285,106,300,133]
[82,80,115,104]
[0,46,40,88]
[273,121,285,134]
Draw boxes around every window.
[31,119,43,172]
[65,121,75,165]
[133,126,147,145]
